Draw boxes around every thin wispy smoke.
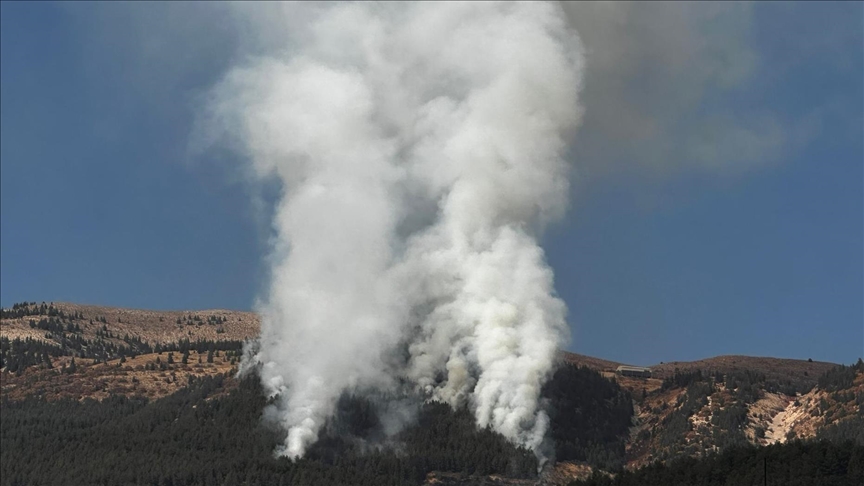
[203,2,583,458]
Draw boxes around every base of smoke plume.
[240,337,556,467]
[274,390,554,473]
[268,389,420,457]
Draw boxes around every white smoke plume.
[204,2,583,459]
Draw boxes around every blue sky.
[2,2,861,365]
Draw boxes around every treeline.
[28,316,82,334]
[660,367,803,398]
[153,337,244,355]
[543,363,634,471]
[176,314,229,326]
[0,338,66,374]
[0,302,83,320]
[661,369,711,391]
[819,359,864,392]
[0,373,537,486]
[817,415,864,446]
[659,359,864,400]
[0,335,245,375]
[572,440,864,486]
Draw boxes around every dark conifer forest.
[0,362,629,485]
[571,440,864,486]
[543,364,633,470]
[1,359,860,485]
[1,372,541,486]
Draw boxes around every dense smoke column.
[206,2,583,458]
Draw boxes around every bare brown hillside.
[1,351,239,402]
[1,301,259,345]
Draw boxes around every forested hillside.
[572,440,864,486]
[1,373,538,486]
[2,303,861,485]
[0,361,637,486]
[543,364,634,471]
[0,302,257,367]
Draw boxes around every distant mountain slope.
[622,358,862,469]
[1,301,260,345]
[561,351,624,372]
[2,301,860,485]
[573,440,864,486]
[560,352,837,392]
[649,355,836,390]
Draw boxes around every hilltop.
[0,301,259,345]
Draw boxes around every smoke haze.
[204,2,583,458]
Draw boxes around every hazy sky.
[1,2,861,365]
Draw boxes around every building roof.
[616,365,652,372]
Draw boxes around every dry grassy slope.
[649,355,836,389]
[1,302,260,345]
[559,352,835,388]
[1,351,240,402]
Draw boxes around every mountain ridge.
[1,301,840,374]
[2,301,860,485]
